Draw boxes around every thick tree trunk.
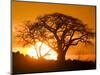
[57,50,66,67]
[56,41,68,67]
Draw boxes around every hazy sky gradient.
[12,1,96,61]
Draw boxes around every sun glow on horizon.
[28,47,38,59]
[27,42,58,60]
[13,42,95,62]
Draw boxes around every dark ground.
[12,52,96,74]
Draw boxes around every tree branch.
[42,49,51,57]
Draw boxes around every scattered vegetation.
[13,52,96,74]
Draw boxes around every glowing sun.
[27,42,57,60]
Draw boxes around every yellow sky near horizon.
[12,1,96,61]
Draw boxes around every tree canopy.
[16,13,95,62]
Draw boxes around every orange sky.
[12,1,96,61]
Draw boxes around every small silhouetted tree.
[16,13,95,65]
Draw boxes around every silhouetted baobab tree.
[16,13,95,65]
